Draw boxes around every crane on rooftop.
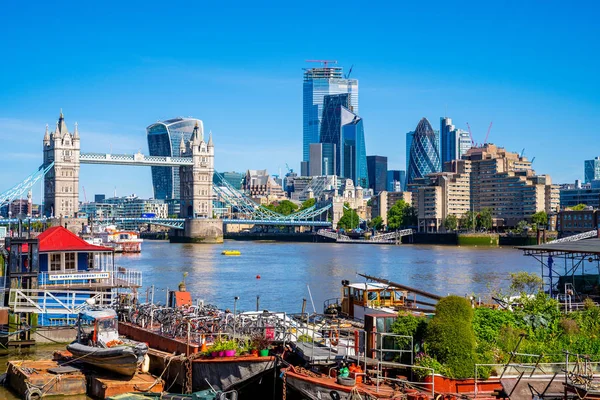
[466,122,476,147]
[305,59,338,68]
[484,122,493,145]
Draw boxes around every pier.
[316,228,414,244]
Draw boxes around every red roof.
[36,226,113,253]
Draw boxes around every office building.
[441,117,471,168]
[585,157,600,183]
[560,186,600,209]
[320,94,368,188]
[243,169,286,202]
[406,131,414,173]
[309,143,336,176]
[147,117,202,204]
[557,209,598,236]
[407,118,441,187]
[387,170,406,192]
[94,194,106,203]
[302,64,358,164]
[370,191,412,226]
[367,156,388,194]
[214,171,244,190]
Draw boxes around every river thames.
[117,240,541,313]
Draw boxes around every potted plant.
[223,340,237,357]
[210,340,221,358]
[251,333,271,357]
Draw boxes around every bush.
[425,296,476,379]
[390,312,428,349]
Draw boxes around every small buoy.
[256,275,261,279]
[141,354,150,373]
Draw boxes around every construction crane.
[285,163,294,174]
[531,157,536,163]
[345,64,354,79]
[520,148,525,158]
[465,122,476,147]
[484,122,493,145]
[82,186,88,204]
[305,60,338,68]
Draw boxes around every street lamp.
[233,296,239,339]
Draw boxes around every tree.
[387,200,408,230]
[443,215,458,232]
[425,296,476,379]
[461,211,476,231]
[509,271,543,295]
[571,204,587,211]
[337,205,360,230]
[531,211,548,228]
[368,216,383,230]
[402,206,417,227]
[477,208,493,231]
[275,200,298,215]
[299,198,315,211]
[515,220,529,234]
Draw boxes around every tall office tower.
[320,94,368,187]
[387,170,406,192]
[309,143,336,176]
[407,118,441,187]
[367,155,388,194]
[147,118,201,202]
[302,63,358,166]
[584,157,600,183]
[406,131,414,173]
[440,117,455,165]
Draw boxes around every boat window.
[98,318,117,332]
[368,291,378,301]
[343,287,349,297]
[394,291,405,301]
[356,290,364,301]
[64,253,76,271]
[380,291,392,300]
[50,253,61,272]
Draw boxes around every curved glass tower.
[407,118,441,186]
[147,118,201,201]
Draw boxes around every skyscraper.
[302,64,358,164]
[367,156,388,194]
[407,118,441,187]
[406,131,414,173]
[147,118,201,201]
[320,94,368,188]
[387,170,406,192]
[309,143,336,176]
[440,117,471,169]
[584,157,600,183]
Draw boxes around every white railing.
[8,288,115,314]
[38,268,142,289]
[549,230,597,243]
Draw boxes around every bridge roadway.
[79,152,194,167]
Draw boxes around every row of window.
[49,252,76,272]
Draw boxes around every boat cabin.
[341,281,409,320]
[76,308,119,346]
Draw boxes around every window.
[50,253,62,272]
[64,253,76,271]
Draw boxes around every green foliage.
[571,204,587,211]
[265,200,299,216]
[387,200,415,229]
[515,220,530,234]
[299,198,316,211]
[531,211,548,227]
[461,211,476,231]
[337,206,360,230]
[297,334,313,343]
[443,215,458,232]
[509,272,543,295]
[390,312,428,349]
[426,296,476,379]
[477,208,493,231]
[414,353,447,379]
[368,216,383,230]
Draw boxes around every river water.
[118,240,541,313]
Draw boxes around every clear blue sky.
[1,1,599,202]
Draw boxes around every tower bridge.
[0,111,332,240]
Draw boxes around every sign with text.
[48,272,110,281]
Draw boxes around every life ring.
[25,387,43,400]
[330,328,339,346]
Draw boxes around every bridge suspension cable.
[0,162,54,209]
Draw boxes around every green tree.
[402,206,417,227]
[337,206,360,230]
[571,204,587,211]
[387,200,408,230]
[515,220,530,234]
[368,216,383,230]
[426,296,476,379]
[275,200,298,215]
[443,215,458,232]
[531,211,548,228]
[299,198,315,211]
[509,271,543,295]
[461,211,476,231]
[477,208,493,231]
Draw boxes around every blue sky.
[1,1,599,202]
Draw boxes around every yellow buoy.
[221,250,241,256]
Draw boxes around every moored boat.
[67,307,148,377]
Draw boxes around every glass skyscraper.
[406,131,414,173]
[584,157,600,183]
[303,65,358,164]
[147,117,201,201]
[407,118,441,186]
[367,155,388,194]
[440,117,471,168]
[320,94,368,188]
[387,170,406,192]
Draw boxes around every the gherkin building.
[407,118,441,186]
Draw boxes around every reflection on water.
[117,241,540,313]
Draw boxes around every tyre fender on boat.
[25,387,43,400]
[141,354,150,373]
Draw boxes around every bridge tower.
[43,111,80,217]
[171,121,223,243]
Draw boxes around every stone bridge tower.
[43,111,80,217]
